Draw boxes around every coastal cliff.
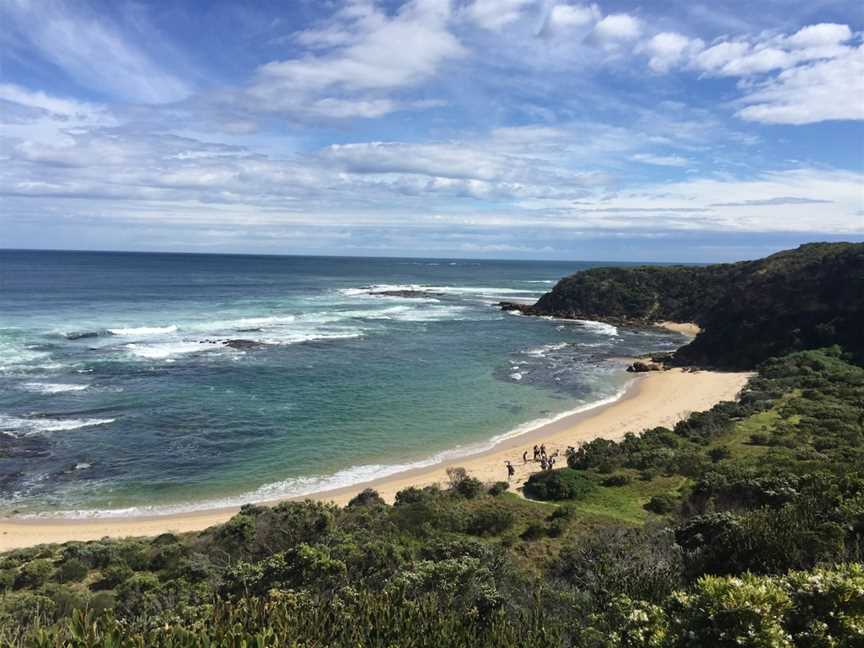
[505,242,864,369]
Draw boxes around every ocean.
[0,250,684,517]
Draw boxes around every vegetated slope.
[523,242,864,368]
[2,347,863,646]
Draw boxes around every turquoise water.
[0,251,684,516]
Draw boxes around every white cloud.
[0,84,101,118]
[248,0,466,117]
[635,20,862,125]
[786,23,852,49]
[736,45,864,124]
[546,3,601,31]
[641,32,704,73]
[632,153,690,167]
[590,13,641,45]
[1,1,190,104]
[464,0,534,31]
[687,22,855,78]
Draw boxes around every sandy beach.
[0,367,750,551]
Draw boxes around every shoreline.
[0,366,751,551]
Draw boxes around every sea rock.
[498,301,536,315]
[376,290,444,298]
[626,361,663,373]
[65,331,100,340]
[223,339,268,350]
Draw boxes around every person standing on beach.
[533,445,540,461]
[522,450,529,463]
[505,461,515,481]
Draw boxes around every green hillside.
[520,242,864,368]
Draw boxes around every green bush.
[602,474,630,487]
[466,507,514,536]
[488,481,510,496]
[54,557,88,583]
[347,488,386,508]
[524,469,596,501]
[669,573,792,647]
[644,495,678,515]
[14,559,53,589]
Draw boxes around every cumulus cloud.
[589,13,641,46]
[640,32,704,73]
[736,45,864,124]
[463,0,535,31]
[247,0,465,117]
[634,20,862,125]
[545,3,601,32]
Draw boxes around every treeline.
[1,348,863,646]
[522,242,864,368]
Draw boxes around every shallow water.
[0,251,684,516]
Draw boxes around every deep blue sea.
[0,251,684,517]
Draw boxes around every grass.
[569,474,689,525]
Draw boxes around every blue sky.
[1,0,862,261]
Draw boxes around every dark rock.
[627,361,663,373]
[376,290,444,298]
[223,339,269,350]
[65,331,100,340]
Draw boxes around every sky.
[1,0,863,262]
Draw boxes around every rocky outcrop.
[626,361,663,373]
[505,243,864,369]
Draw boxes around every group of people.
[505,443,563,481]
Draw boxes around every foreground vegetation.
[2,347,863,646]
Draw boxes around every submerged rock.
[223,339,269,350]
[65,331,100,340]
[376,290,444,298]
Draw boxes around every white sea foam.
[523,342,569,357]
[0,414,115,437]
[185,315,297,333]
[21,382,89,394]
[108,325,178,336]
[577,319,618,336]
[339,284,539,301]
[125,341,214,359]
[510,372,523,381]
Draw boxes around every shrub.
[93,563,133,590]
[446,467,483,499]
[520,523,546,541]
[394,485,441,507]
[602,474,630,487]
[466,507,514,536]
[488,481,509,496]
[14,559,53,589]
[454,477,483,499]
[709,446,731,462]
[524,469,596,501]
[55,558,88,583]
[669,573,792,647]
[748,432,770,445]
[645,495,678,515]
[348,488,386,508]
